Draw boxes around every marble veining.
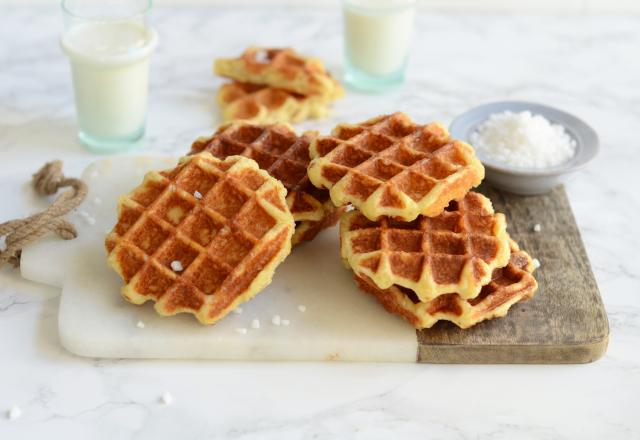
[1,6,639,439]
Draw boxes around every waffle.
[292,200,343,246]
[308,113,485,221]
[340,191,511,302]
[217,82,330,124]
[105,153,295,325]
[190,122,342,245]
[214,47,344,100]
[355,240,538,329]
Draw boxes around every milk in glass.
[60,0,157,152]
[343,0,415,92]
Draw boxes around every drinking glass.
[60,0,158,152]
[342,0,416,92]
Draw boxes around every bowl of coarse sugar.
[449,101,599,195]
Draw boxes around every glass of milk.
[342,0,416,92]
[60,0,158,152]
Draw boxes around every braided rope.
[0,161,88,268]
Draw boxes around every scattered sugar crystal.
[235,328,248,335]
[194,191,203,200]
[532,258,541,269]
[7,405,21,421]
[251,319,260,329]
[170,260,183,272]
[79,211,96,226]
[470,111,577,168]
[233,307,243,315]
[282,319,290,326]
[255,50,269,63]
[93,197,102,205]
[136,320,145,329]
[297,305,306,313]
[160,392,173,406]
[272,315,281,326]
[533,223,542,232]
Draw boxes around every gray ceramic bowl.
[449,101,599,195]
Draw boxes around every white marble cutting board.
[20,156,417,361]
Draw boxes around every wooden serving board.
[19,157,608,363]
[418,185,609,363]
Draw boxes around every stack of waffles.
[214,47,343,124]
[105,112,537,328]
[307,112,538,328]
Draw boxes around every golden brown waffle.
[105,153,295,325]
[340,192,511,302]
[217,82,330,124]
[190,122,343,245]
[214,47,344,99]
[354,240,537,329]
[291,200,343,246]
[308,113,485,221]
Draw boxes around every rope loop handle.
[0,161,88,268]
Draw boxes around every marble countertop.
[1,6,639,439]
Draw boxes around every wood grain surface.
[416,185,609,364]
